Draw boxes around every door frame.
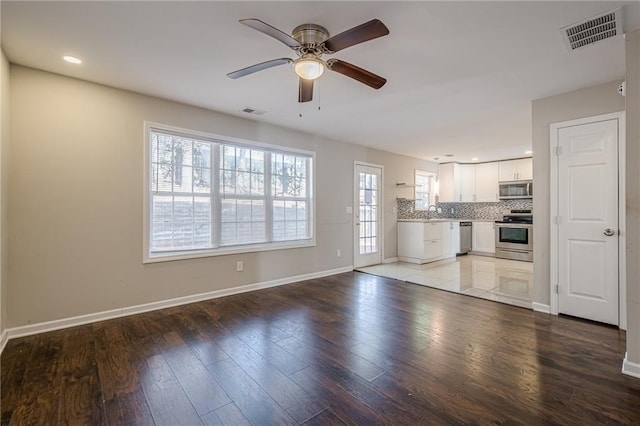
[353,161,385,267]
[549,111,626,329]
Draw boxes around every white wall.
[7,65,436,328]
[1,49,9,339]
[625,28,640,366]
[531,81,625,305]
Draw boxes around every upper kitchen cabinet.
[475,162,499,202]
[459,164,475,202]
[437,163,460,203]
[498,158,532,181]
[438,163,475,202]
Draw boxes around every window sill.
[144,239,316,264]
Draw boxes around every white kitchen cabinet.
[516,158,533,180]
[438,163,474,202]
[459,165,475,202]
[475,162,499,202]
[398,221,459,264]
[472,222,495,254]
[437,163,459,203]
[442,221,460,257]
[499,158,532,181]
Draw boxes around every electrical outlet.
[236,261,244,272]
[337,249,341,258]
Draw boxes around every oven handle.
[495,223,533,229]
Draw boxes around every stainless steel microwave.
[498,180,532,200]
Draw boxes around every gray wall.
[7,65,436,327]
[626,28,640,365]
[0,49,8,336]
[531,81,624,305]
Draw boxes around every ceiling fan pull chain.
[317,79,321,111]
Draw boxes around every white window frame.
[414,170,436,210]
[143,122,316,263]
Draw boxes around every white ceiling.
[2,1,639,162]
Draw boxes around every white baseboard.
[532,302,551,314]
[383,257,399,264]
[622,352,640,379]
[0,329,8,355]
[6,266,353,341]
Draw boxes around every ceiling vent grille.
[560,8,623,51]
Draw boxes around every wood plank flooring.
[2,271,640,425]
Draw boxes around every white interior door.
[557,118,619,325]
[354,163,383,268]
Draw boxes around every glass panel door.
[354,163,383,267]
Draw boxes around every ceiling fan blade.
[322,19,389,53]
[299,78,314,103]
[227,58,292,79]
[240,18,301,49]
[326,59,387,89]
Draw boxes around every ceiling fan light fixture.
[294,57,325,80]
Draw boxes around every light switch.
[346,206,353,214]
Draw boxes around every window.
[415,170,436,209]
[146,124,314,262]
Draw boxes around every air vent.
[560,8,623,51]
[241,107,266,116]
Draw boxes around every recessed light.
[525,150,532,155]
[444,154,454,157]
[471,157,479,161]
[63,56,82,64]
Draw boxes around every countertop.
[397,218,497,223]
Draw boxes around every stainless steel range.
[495,209,533,262]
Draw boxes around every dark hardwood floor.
[2,271,640,425]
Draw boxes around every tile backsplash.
[397,198,533,220]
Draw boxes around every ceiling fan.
[227,18,389,103]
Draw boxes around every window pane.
[223,145,235,170]
[251,151,264,174]
[273,200,285,221]
[237,199,252,222]
[221,198,236,223]
[237,148,250,171]
[236,172,250,195]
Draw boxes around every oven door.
[495,223,533,251]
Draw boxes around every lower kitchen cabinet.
[472,222,496,254]
[398,221,459,264]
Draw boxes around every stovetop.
[495,209,533,224]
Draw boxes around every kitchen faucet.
[427,204,438,219]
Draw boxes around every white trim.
[145,240,316,264]
[549,112,626,325]
[532,302,551,314]
[0,330,8,355]
[383,257,399,264]
[353,161,385,268]
[622,353,640,379]
[4,266,353,340]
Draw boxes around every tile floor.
[357,255,533,309]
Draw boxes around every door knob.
[604,228,615,236]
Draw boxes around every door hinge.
[555,285,559,294]
[555,216,562,225]
[555,146,562,156]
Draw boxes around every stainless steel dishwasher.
[458,222,472,255]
